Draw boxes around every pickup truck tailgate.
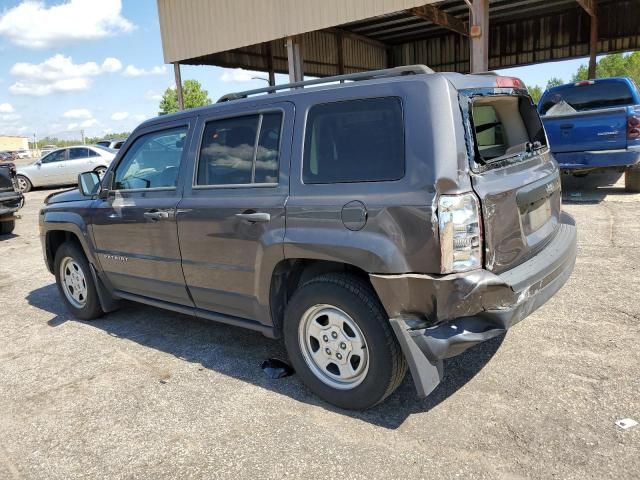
[542,107,628,153]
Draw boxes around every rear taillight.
[496,76,525,89]
[574,80,595,87]
[438,193,483,274]
[628,114,640,139]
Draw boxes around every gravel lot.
[0,172,638,479]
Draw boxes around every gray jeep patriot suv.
[40,66,577,409]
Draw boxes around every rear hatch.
[460,88,562,273]
[539,80,633,152]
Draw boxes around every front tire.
[0,217,15,235]
[625,164,640,193]
[284,273,407,410]
[54,242,104,320]
[16,175,31,193]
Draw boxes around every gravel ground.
[0,172,638,479]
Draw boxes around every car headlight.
[438,193,482,273]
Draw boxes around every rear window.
[539,82,634,116]
[471,95,547,163]
[303,97,404,184]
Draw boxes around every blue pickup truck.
[538,77,640,192]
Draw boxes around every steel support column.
[173,62,184,110]
[286,36,304,83]
[469,0,489,73]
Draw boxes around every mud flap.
[89,263,120,313]
[390,317,443,398]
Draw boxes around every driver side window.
[114,126,188,190]
[42,150,66,163]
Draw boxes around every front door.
[37,149,68,185]
[65,147,96,182]
[176,103,293,323]
[91,121,194,306]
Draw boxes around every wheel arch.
[268,258,374,333]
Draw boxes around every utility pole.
[81,129,85,145]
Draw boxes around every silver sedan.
[16,145,116,193]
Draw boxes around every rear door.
[65,147,95,182]
[464,90,562,273]
[176,102,293,323]
[91,120,194,306]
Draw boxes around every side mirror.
[98,170,114,199]
[35,160,42,166]
[78,171,101,197]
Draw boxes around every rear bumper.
[0,192,24,216]
[554,148,640,170]
[370,212,577,397]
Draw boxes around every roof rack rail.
[217,64,434,103]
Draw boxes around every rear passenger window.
[197,112,282,186]
[303,97,404,184]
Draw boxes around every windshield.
[539,82,634,115]
[470,94,547,164]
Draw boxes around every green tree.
[572,52,640,84]
[546,77,564,89]
[159,79,212,114]
[528,85,543,104]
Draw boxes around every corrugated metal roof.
[157,0,441,64]
[159,0,640,75]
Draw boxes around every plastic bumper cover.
[0,192,24,216]
[370,212,577,397]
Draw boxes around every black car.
[0,162,24,235]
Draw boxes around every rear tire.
[625,164,640,193]
[0,217,15,235]
[16,175,31,193]
[54,242,104,320]
[284,273,407,410]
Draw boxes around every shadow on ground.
[561,171,633,204]
[27,283,504,429]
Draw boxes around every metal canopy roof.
[159,0,640,75]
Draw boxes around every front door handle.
[144,210,171,221]
[235,212,271,223]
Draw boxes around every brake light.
[438,193,483,273]
[496,76,525,89]
[629,114,640,139]
[574,80,595,87]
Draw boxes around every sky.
[0,0,595,142]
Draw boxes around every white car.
[16,145,116,193]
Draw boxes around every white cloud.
[145,89,163,101]
[101,57,123,73]
[131,114,148,122]
[110,112,129,121]
[0,0,135,49]
[122,65,167,77]
[9,55,121,96]
[220,68,267,83]
[67,117,98,130]
[63,108,92,119]
[0,103,14,113]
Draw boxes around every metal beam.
[409,4,469,37]
[470,0,489,73]
[327,27,387,49]
[576,0,596,17]
[173,62,184,111]
[285,36,304,83]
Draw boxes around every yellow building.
[0,135,29,151]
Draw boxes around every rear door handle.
[235,212,271,223]
[144,210,171,221]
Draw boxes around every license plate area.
[527,198,551,233]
